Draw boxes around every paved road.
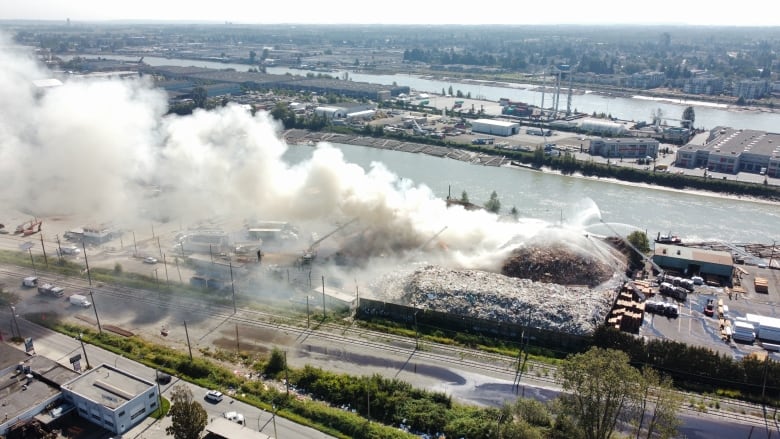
[2,312,334,439]
[2,266,778,438]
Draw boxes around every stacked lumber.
[755,277,769,294]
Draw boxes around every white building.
[60,364,159,436]
[589,138,659,159]
[314,106,347,119]
[470,119,521,137]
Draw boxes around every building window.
[118,410,125,417]
[149,392,155,399]
[131,407,146,420]
[92,413,101,420]
[150,402,157,409]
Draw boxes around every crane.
[299,218,358,265]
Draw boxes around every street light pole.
[10,305,21,339]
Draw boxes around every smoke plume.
[0,34,621,278]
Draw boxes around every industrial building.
[180,230,231,254]
[589,137,659,159]
[60,364,159,436]
[0,344,80,437]
[675,127,780,176]
[578,119,628,136]
[652,244,734,286]
[470,119,521,137]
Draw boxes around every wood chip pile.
[372,265,623,336]
[501,244,616,287]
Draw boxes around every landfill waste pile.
[501,244,617,287]
[373,265,623,336]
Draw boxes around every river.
[283,142,779,245]
[78,54,780,132]
[68,55,780,244]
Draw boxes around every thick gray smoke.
[0,34,622,275]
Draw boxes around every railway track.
[1,264,775,428]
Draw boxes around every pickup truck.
[38,283,65,297]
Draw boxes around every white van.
[22,276,39,287]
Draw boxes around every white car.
[223,411,245,425]
[143,257,158,264]
[205,390,223,403]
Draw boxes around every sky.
[1,0,779,26]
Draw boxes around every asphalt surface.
[2,265,778,438]
[2,311,334,439]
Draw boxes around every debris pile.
[373,265,623,336]
[501,244,617,287]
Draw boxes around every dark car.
[156,372,172,384]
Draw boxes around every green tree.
[249,50,257,63]
[626,230,651,270]
[510,206,519,219]
[448,85,454,96]
[484,191,501,213]
[191,86,207,109]
[460,190,469,203]
[265,347,287,376]
[682,106,695,129]
[559,347,641,439]
[633,367,682,439]
[165,385,207,439]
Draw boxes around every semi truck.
[38,283,65,297]
[69,294,92,307]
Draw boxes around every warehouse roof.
[472,118,518,128]
[653,244,733,266]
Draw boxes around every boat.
[656,232,682,245]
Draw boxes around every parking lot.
[639,263,780,360]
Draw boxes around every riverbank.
[282,128,780,205]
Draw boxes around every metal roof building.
[652,244,733,285]
[676,126,780,176]
[471,119,520,137]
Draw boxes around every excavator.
[299,218,358,266]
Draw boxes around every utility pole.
[89,291,102,334]
[28,248,36,275]
[132,231,138,256]
[306,295,310,329]
[157,236,163,259]
[322,275,326,319]
[82,242,92,286]
[9,306,21,339]
[230,262,236,314]
[40,234,48,267]
[56,235,63,262]
[183,320,193,360]
[78,333,90,370]
[163,254,169,283]
[235,324,240,354]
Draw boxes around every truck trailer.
[38,283,64,297]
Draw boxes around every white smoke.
[0,34,621,278]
